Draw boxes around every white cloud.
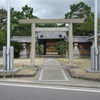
[11,0,31,11]
[0,0,7,9]
[29,0,99,18]
[0,0,30,10]
[0,0,100,18]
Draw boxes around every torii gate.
[19,19,84,67]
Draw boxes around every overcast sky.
[0,0,100,18]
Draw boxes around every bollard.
[9,46,14,70]
[91,46,95,70]
[3,46,7,70]
[98,46,100,70]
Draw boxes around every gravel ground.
[0,57,44,68]
[0,57,44,77]
[0,57,100,81]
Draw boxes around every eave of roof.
[66,36,91,43]
[11,36,31,43]
[88,33,100,40]
[11,36,91,43]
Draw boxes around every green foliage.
[0,9,7,45]
[55,41,68,55]
[0,31,6,45]
[36,23,58,27]
[10,5,38,57]
[0,9,3,29]
[65,2,91,19]
[0,5,38,57]
[35,43,42,54]
[11,41,23,50]
[11,5,38,36]
[98,18,100,33]
[77,14,94,35]
[11,41,23,58]
[65,2,94,36]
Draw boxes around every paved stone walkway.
[43,58,60,66]
[38,58,69,81]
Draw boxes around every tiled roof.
[11,32,92,43]
[66,36,91,42]
[88,33,100,40]
[11,36,31,43]
[37,31,67,39]
[11,32,67,43]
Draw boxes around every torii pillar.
[30,23,36,66]
[69,23,73,66]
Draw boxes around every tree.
[0,8,7,45]
[0,31,6,45]
[65,2,91,19]
[36,23,58,27]
[55,41,68,55]
[35,43,42,55]
[0,9,3,30]
[65,2,94,36]
[0,5,38,43]
[11,5,38,36]
[77,14,94,35]
[11,41,23,58]
[10,5,38,57]
[0,5,38,57]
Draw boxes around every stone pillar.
[73,43,80,58]
[30,23,35,66]
[69,23,73,66]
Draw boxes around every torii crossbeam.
[19,19,84,24]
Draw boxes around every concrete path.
[43,58,60,66]
[38,58,69,81]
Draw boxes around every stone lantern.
[19,39,28,58]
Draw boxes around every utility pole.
[7,0,11,70]
[94,0,98,70]
[90,0,99,71]
[2,0,15,71]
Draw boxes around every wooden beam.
[19,19,84,24]
[36,27,68,32]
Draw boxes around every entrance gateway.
[19,19,84,67]
[37,30,67,55]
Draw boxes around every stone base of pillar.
[73,54,80,59]
[90,46,100,72]
[20,54,28,58]
[85,69,100,73]
[0,68,20,73]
